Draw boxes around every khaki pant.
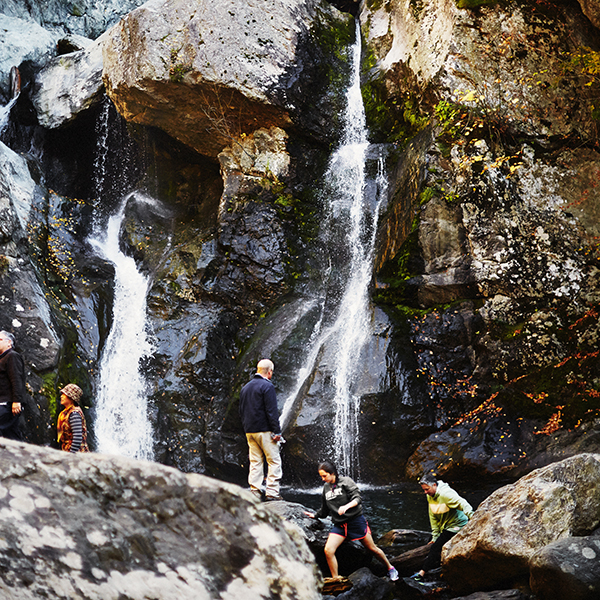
[246,432,282,497]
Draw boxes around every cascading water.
[0,96,18,136]
[281,22,387,479]
[88,99,155,460]
[88,192,156,460]
[0,67,20,136]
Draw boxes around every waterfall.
[1,67,21,136]
[93,98,111,202]
[88,192,156,460]
[0,96,18,136]
[281,22,387,479]
[88,98,154,460]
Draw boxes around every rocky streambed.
[0,440,597,599]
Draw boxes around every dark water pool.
[282,481,506,539]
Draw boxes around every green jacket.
[427,480,473,541]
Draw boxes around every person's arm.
[429,506,441,541]
[263,384,281,434]
[6,352,24,415]
[68,411,83,453]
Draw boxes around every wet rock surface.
[31,32,106,128]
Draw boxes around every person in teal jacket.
[411,474,474,582]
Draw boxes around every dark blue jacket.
[239,374,281,434]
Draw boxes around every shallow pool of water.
[282,481,506,539]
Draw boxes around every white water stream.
[88,192,156,460]
[0,96,18,136]
[280,23,387,479]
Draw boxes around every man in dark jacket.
[0,331,24,441]
[239,359,283,501]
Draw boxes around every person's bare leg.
[324,533,345,578]
[361,532,393,570]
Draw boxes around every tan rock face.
[578,0,600,29]
[442,454,600,594]
[102,0,348,157]
[362,0,600,140]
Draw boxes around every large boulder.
[361,0,600,142]
[578,0,600,29]
[0,0,146,39]
[0,141,61,370]
[442,454,600,594]
[529,533,600,600]
[0,438,322,600]
[102,0,352,157]
[31,32,106,128]
[0,14,58,101]
[366,0,600,481]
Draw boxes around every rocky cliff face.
[0,0,599,488]
[362,0,600,480]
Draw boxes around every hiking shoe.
[410,573,425,582]
[264,495,284,501]
[388,567,399,581]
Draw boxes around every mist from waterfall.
[88,192,156,460]
[280,22,387,479]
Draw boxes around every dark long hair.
[318,460,338,483]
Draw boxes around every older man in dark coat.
[239,359,283,501]
[0,331,25,441]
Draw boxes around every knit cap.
[61,383,83,405]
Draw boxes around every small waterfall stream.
[0,96,18,136]
[88,193,156,460]
[281,22,387,479]
[88,100,155,460]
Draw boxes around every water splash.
[88,192,156,460]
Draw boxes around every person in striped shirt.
[57,383,89,453]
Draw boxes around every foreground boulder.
[442,454,600,594]
[0,439,322,600]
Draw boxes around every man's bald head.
[257,359,274,378]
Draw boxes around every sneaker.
[249,489,262,501]
[264,495,284,501]
[388,567,399,581]
[410,573,425,583]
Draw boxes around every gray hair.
[0,331,15,347]
[257,359,274,374]
[419,473,438,486]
